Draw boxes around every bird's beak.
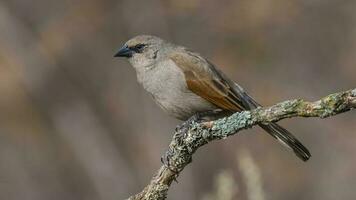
[114,45,133,58]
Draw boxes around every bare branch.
[127,88,356,200]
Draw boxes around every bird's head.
[114,35,167,69]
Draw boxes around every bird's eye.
[133,44,146,53]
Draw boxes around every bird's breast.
[136,60,216,120]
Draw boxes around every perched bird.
[114,35,311,161]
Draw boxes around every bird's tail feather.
[231,83,311,161]
[259,123,311,161]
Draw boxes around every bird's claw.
[175,113,202,133]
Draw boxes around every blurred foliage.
[0,0,355,200]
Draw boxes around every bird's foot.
[175,111,212,131]
[175,110,226,137]
[175,118,195,132]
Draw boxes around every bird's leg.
[175,114,199,133]
[174,114,200,135]
[175,109,230,132]
[195,109,232,122]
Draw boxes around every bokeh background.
[0,0,355,200]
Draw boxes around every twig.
[127,88,356,200]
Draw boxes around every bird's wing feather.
[169,49,311,161]
[170,50,246,111]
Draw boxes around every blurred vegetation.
[0,0,355,200]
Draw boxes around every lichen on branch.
[127,88,356,200]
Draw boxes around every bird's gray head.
[114,35,166,68]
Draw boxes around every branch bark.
[127,88,356,200]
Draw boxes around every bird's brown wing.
[170,50,247,111]
[170,50,311,161]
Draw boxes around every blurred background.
[0,0,355,199]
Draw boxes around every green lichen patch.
[209,111,253,139]
[145,183,169,200]
[318,92,348,118]
[351,89,356,97]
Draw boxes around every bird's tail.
[231,83,311,161]
[259,123,311,161]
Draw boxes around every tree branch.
[127,88,356,200]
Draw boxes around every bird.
[114,35,311,161]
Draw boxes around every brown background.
[0,0,355,199]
